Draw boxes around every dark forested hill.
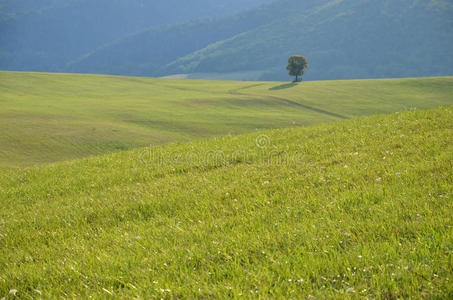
[0,0,270,71]
[67,0,329,76]
[163,0,453,81]
[1,0,453,81]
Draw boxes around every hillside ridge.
[1,71,452,167]
[2,0,452,81]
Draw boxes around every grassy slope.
[0,106,452,298]
[1,71,453,167]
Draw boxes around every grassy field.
[1,71,452,167]
[1,106,452,298]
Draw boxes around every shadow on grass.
[269,82,298,91]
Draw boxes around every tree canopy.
[286,55,308,82]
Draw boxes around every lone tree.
[286,55,308,82]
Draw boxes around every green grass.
[1,71,452,167]
[1,106,452,298]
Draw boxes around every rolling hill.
[1,106,451,298]
[0,0,270,72]
[1,1,452,296]
[1,71,453,168]
[1,0,452,81]
[167,0,453,80]
[68,0,453,81]
[66,0,329,77]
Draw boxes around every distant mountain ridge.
[1,0,453,81]
[66,0,316,76]
[0,0,270,72]
[162,0,453,81]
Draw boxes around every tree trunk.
[295,75,298,82]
